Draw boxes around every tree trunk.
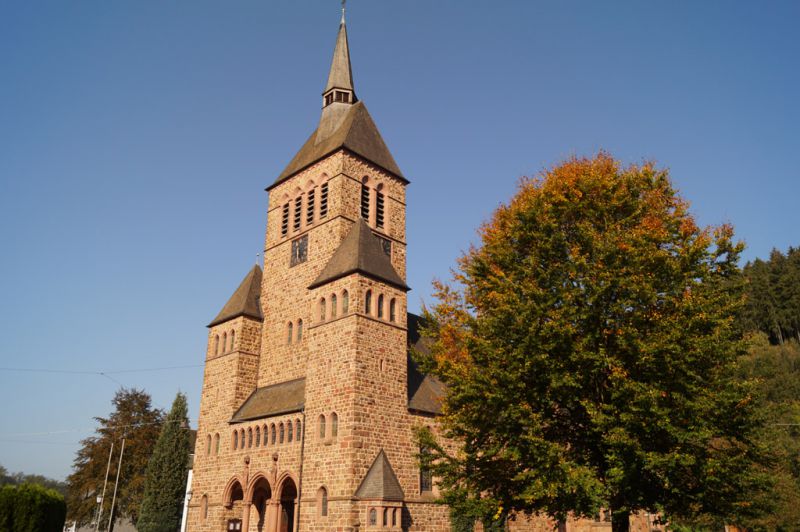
[611,510,630,532]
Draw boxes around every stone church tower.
[187,12,449,532]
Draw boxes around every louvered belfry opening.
[376,190,385,229]
[361,184,370,220]
[320,182,329,218]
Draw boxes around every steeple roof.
[208,265,263,327]
[324,19,355,95]
[354,450,405,501]
[309,218,409,291]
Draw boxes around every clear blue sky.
[1,1,797,481]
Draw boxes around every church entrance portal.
[278,477,297,532]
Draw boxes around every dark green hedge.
[0,483,66,532]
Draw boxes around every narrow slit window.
[376,191,385,229]
[233,430,238,450]
[214,434,220,454]
[255,426,261,447]
[297,319,303,342]
[318,414,326,439]
[360,184,370,220]
[320,298,326,321]
[320,183,329,218]
[271,424,276,444]
[306,188,315,225]
[296,419,302,440]
[331,294,338,318]
[390,299,396,322]
[214,335,219,356]
[247,428,252,448]
[279,423,285,444]
[342,290,349,314]
[230,330,235,350]
[365,290,372,315]
[287,322,293,345]
[377,294,384,319]
[293,196,302,232]
[331,412,338,438]
[281,203,290,237]
[222,333,227,353]
[206,434,211,455]
[420,445,433,492]
[288,421,293,442]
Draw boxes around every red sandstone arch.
[222,476,245,509]
[246,473,273,532]
[276,474,298,532]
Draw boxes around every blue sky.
[0,1,798,480]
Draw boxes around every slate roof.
[324,21,355,95]
[309,218,409,291]
[208,265,263,327]
[230,378,305,423]
[354,450,405,501]
[407,313,445,415]
[271,101,405,188]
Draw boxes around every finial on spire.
[341,0,346,25]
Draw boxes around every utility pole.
[94,442,114,532]
[106,438,125,532]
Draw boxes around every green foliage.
[0,483,66,532]
[136,392,191,532]
[0,464,67,496]
[416,153,771,531]
[66,388,163,529]
[742,247,800,344]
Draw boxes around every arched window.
[390,299,396,322]
[287,322,293,344]
[263,425,268,445]
[201,495,208,520]
[288,421,294,442]
[369,508,377,526]
[247,428,252,448]
[420,445,433,492]
[233,430,238,450]
[365,290,372,315]
[293,195,302,232]
[271,424,276,444]
[331,294,338,318]
[296,419,302,440]
[342,290,349,314]
[222,332,227,353]
[214,433,220,455]
[306,187,316,225]
[318,414,326,439]
[392,508,398,527]
[206,434,211,455]
[317,487,328,517]
[255,426,261,447]
[330,412,339,438]
[214,335,219,355]
[279,423,285,444]
[297,319,303,342]
[240,429,245,448]
[230,330,235,351]
[383,508,389,526]
[320,182,329,218]
[320,298,326,321]
[377,294,384,319]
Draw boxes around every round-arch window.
[331,294,338,318]
[318,414,326,439]
[331,412,338,438]
[342,290,349,314]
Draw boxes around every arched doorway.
[250,477,272,532]
[277,477,297,532]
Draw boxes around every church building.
[187,11,657,532]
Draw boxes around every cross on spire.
[341,0,346,25]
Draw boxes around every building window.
[240,429,245,448]
[287,322,293,345]
[324,92,333,106]
[376,234,391,256]
[288,421,294,442]
[320,298,326,321]
[281,203,290,237]
[206,434,211,455]
[296,419,302,440]
[330,412,338,438]
[293,196,302,232]
[233,430,238,450]
[297,319,303,342]
[247,428,253,448]
[227,519,242,531]
[369,508,377,526]
[331,294,337,318]
[279,423,285,444]
[271,424,276,445]
[290,235,308,267]
[255,426,261,447]
[342,290,349,314]
[392,508,398,526]
[389,299,396,322]
[376,190,385,229]
[230,330,235,351]
[365,290,372,315]
[222,332,227,352]
[420,445,433,493]
[377,294,384,319]
[214,433,220,455]
[383,508,389,526]
[214,335,219,355]
[201,495,208,520]
[306,188,316,225]
[318,487,328,516]
[320,183,329,218]
[263,425,269,445]
[361,183,370,221]
[318,414,326,439]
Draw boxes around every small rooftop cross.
[341,0,346,24]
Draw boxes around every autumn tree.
[66,388,163,530]
[136,392,191,532]
[416,153,771,532]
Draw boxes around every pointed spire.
[323,11,356,101]
[208,265,263,327]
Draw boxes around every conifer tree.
[136,392,190,532]
[416,153,771,532]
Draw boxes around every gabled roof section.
[230,378,305,423]
[270,101,405,189]
[208,265,263,327]
[407,313,445,415]
[308,218,408,291]
[354,450,405,501]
